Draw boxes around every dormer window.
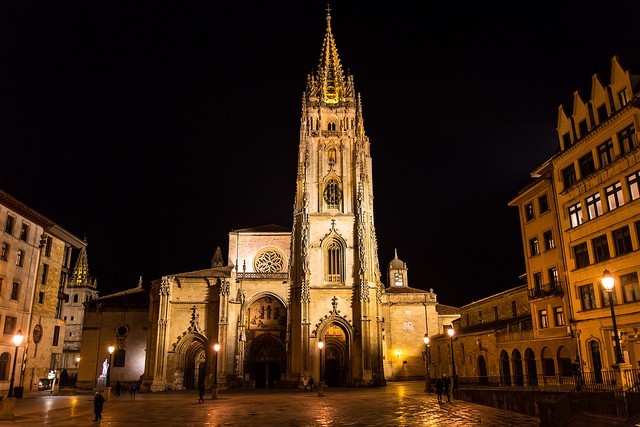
[618,88,629,108]
[562,132,572,149]
[597,104,608,122]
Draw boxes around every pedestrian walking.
[130,380,137,397]
[443,374,451,402]
[198,383,205,403]
[307,376,314,391]
[435,376,444,403]
[93,391,105,421]
[115,380,121,396]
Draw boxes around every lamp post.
[8,330,24,398]
[317,339,325,397]
[423,334,431,393]
[602,270,625,364]
[107,344,115,387]
[212,342,220,399]
[447,328,457,389]
[0,330,23,420]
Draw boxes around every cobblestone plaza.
[2,381,539,426]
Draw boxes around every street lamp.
[8,330,23,398]
[317,339,324,397]
[447,328,457,389]
[602,270,624,364]
[423,334,431,393]
[212,342,220,399]
[107,344,115,387]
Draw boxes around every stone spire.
[70,239,92,287]
[211,246,224,267]
[317,4,345,105]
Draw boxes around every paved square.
[2,381,539,426]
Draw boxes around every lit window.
[618,88,629,108]
[325,239,343,283]
[525,203,535,221]
[568,202,583,228]
[529,237,540,256]
[539,309,548,328]
[553,307,565,326]
[533,272,543,292]
[543,230,555,250]
[586,192,603,220]
[628,171,640,201]
[605,182,625,211]
[548,267,560,289]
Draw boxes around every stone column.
[151,278,171,391]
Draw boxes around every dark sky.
[2,1,640,308]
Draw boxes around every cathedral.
[78,9,457,392]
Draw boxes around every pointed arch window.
[323,178,342,210]
[328,121,336,131]
[325,239,344,283]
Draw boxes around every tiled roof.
[233,224,291,233]
[173,266,233,278]
[436,304,460,316]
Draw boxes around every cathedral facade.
[134,10,458,392]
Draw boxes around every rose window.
[255,250,285,273]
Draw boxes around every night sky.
[2,1,640,308]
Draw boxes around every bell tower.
[288,7,384,386]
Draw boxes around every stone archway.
[322,323,349,387]
[245,294,287,388]
[173,334,208,390]
[525,348,538,386]
[247,333,286,388]
[512,349,524,386]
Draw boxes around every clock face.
[33,324,43,344]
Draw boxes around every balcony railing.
[457,370,617,391]
[528,283,563,300]
[237,272,288,280]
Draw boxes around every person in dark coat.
[443,374,451,402]
[93,391,105,421]
[130,380,137,397]
[435,377,444,403]
[198,383,205,403]
[115,380,121,396]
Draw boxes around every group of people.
[435,374,452,404]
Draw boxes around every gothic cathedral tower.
[288,9,385,386]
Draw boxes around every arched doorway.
[541,347,555,377]
[182,340,206,390]
[477,355,488,385]
[248,333,286,388]
[589,340,603,383]
[322,323,349,387]
[512,349,524,386]
[500,350,511,385]
[557,346,572,378]
[245,294,287,388]
[525,348,538,386]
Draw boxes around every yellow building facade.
[513,56,640,381]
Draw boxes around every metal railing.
[528,283,563,300]
[457,371,617,391]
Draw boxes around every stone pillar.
[611,362,632,389]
